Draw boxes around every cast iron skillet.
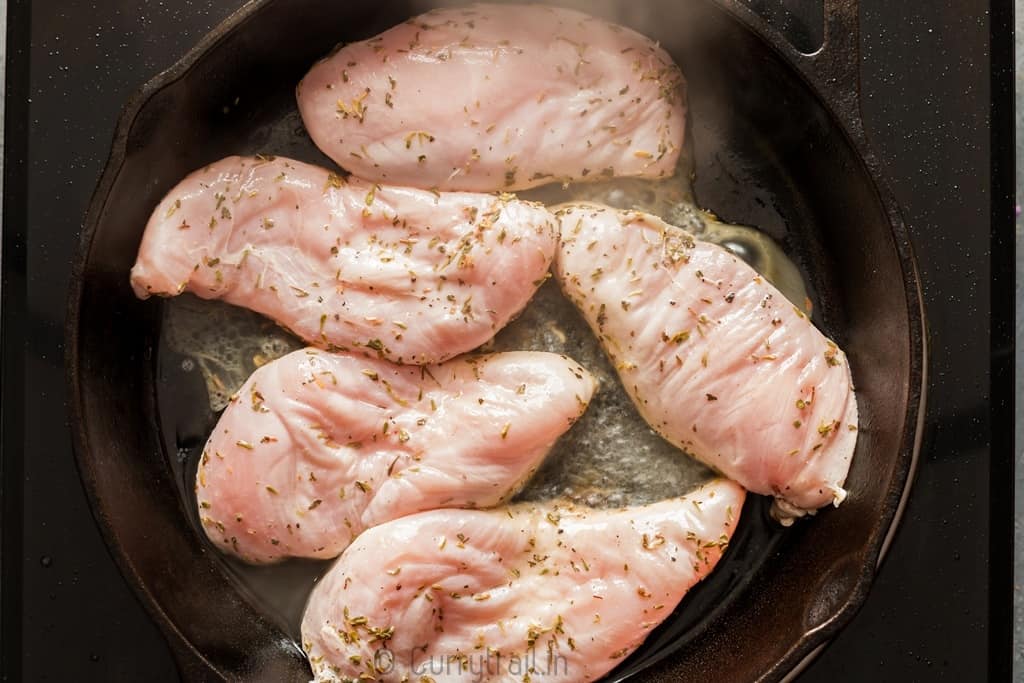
[65,0,927,680]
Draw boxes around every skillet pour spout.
[65,0,926,680]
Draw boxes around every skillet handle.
[716,0,865,135]
[803,0,862,132]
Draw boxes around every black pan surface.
[65,1,926,680]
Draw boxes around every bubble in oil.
[522,167,810,310]
[163,294,303,411]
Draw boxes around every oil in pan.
[155,163,811,638]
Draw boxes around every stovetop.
[1,0,1013,681]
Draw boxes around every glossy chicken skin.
[130,156,557,364]
[555,204,858,517]
[196,348,596,563]
[297,4,685,192]
[302,479,744,683]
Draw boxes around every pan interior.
[154,0,816,672]
[153,0,814,658]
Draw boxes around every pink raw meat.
[556,204,858,517]
[196,348,596,563]
[302,479,744,682]
[297,4,685,192]
[130,155,557,364]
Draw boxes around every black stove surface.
[2,0,1012,681]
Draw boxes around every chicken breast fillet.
[130,156,558,364]
[555,204,858,517]
[302,479,744,683]
[196,349,596,563]
[297,4,685,192]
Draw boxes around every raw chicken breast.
[302,479,744,683]
[196,348,595,564]
[297,4,685,192]
[555,204,858,518]
[130,156,557,364]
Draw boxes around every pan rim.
[64,2,280,678]
[710,1,928,679]
[63,1,928,681]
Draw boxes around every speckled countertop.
[1014,2,1023,680]
[1014,0,1023,673]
